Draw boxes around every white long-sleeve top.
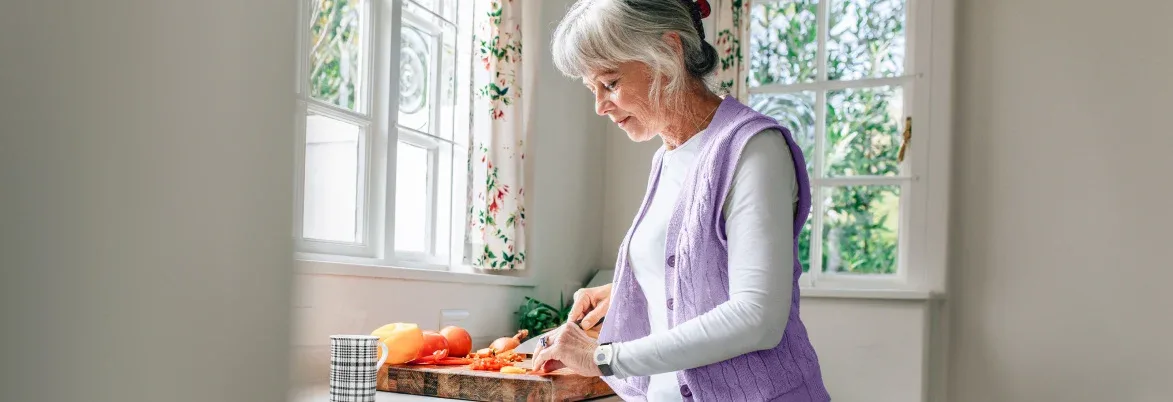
[610,129,799,401]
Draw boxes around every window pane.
[822,185,900,274]
[398,23,436,133]
[309,0,364,111]
[798,218,813,273]
[433,143,454,258]
[750,0,820,86]
[303,113,362,242]
[450,145,471,264]
[451,0,474,146]
[442,0,457,21]
[825,85,903,176]
[749,91,817,175]
[395,142,430,252]
[438,22,459,142]
[406,0,457,21]
[827,0,906,81]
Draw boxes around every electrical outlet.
[439,309,470,329]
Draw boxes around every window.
[295,0,473,270]
[748,0,952,292]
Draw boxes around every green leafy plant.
[515,293,574,336]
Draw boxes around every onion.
[489,329,528,353]
[439,326,473,357]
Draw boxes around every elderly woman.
[531,0,831,401]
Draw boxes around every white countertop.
[289,386,622,402]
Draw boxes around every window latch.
[898,116,912,163]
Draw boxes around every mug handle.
[375,341,389,367]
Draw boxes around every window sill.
[295,255,537,288]
[295,256,940,297]
[799,287,943,301]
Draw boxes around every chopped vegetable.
[435,357,472,365]
[468,355,514,371]
[496,350,524,362]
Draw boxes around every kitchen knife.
[514,331,549,355]
[514,319,604,355]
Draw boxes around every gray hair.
[551,0,720,107]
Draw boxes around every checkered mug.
[329,335,389,402]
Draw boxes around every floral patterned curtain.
[468,0,526,271]
[711,0,751,101]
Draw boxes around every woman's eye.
[604,81,618,91]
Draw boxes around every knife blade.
[515,318,604,355]
[514,331,548,355]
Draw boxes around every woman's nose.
[594,93,612,116]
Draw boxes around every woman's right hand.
[568,283,612,331]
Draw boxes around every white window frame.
[293,0,474,272]
[748,0,954,294]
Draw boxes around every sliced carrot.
[408,356,471,366]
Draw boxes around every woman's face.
[583,61,665,143]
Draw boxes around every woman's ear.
[662,31,684,58]
[661,31,688,75]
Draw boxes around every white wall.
[0,1,296,401]
[527,0,609,306]
[803,298,937,402]
[948,0,1173,401]
[291,0,607,387]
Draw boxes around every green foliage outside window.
[309,0,362,111]
[750,0,905,274]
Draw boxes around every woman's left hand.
[531,322,602,376]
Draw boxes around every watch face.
[596,353,605,362]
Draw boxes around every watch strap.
[596,342,614,376]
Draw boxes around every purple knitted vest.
[598,96,829,401]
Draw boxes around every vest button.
[666,298,674,310]
[667,255,676,267]
[680,384,692,398]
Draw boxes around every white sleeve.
[609,130,799,378]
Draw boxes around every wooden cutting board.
[376,359,614,401]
